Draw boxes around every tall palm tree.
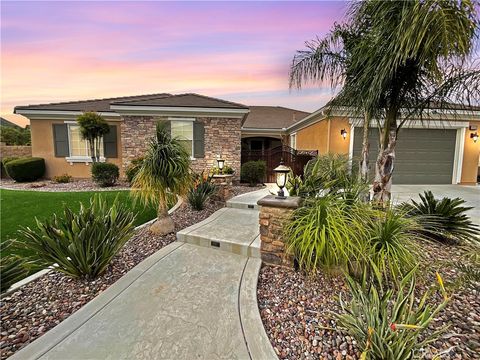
[343,0,480,202]
[131,121,192,235]
[290,23,373,183]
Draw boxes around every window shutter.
[193,121,205,158]
[103,125,118,158]
[53,124,69,157]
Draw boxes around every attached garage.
[352,127,459,184]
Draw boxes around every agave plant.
[0,240,33,293]
[334,269,449,360]
[17,195,136,279]
[401,191,480,244]
[187,173,217,210]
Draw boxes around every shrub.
[53,173,73,183]
[17,195,136,279]
[5,157,45,182]
[0,156,19,178]
[241,160,266,186]
[285,196,367,272]
[210,165,235,175]
[92,162,119,187]
[401,191,480,244]
[125,157,144,183]
[334,270,449,360]
[188,174,217,210]
[0,240,31,293]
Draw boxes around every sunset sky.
[1,1,348,127]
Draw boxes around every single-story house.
[13,93,480,184]
[287,104,480,184]
[13,93,310,180]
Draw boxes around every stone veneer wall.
[120,116,242,179]
[0,145,32,158]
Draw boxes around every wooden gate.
[241,145,318,183]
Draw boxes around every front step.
[177,207,261,258]
[226,189,270,210]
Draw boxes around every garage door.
[352,128,457,184]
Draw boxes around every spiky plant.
[131,121,192,235]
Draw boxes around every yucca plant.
[16,195,136,279]
[334,269,450,360]
[131,121,192,235]
[363,207,420,280]
[187,173,217,210]
[401,191,480,244]
[285,196,367,272]
[0,240,32,293]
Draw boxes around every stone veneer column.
[120,116,157,172]
[257,195,302,267]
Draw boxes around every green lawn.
[0,189,159,244]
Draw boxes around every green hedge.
[4,157,45,182]
[241,160,266,186]
[0,157,19,178]
[92,162,119,187]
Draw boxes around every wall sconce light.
[274,161,290,199]
[217,157,225,174]
[471,132,479,143]
[340,129,347,140]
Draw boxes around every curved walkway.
[11,190,276,360]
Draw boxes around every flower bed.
[0,179,130,192]
[0,199,224,359]
[257,240,480,359]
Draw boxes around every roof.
[242,106,310,129]
[0,117,21,128]
[14,93,248,113]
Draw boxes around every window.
[171,121,193,156]
[68,125,103,158]
[290,133,297,149]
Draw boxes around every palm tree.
[290,23,373,183]
[77,112,110,162]
[343,0,480,202]
[131,121,192,235]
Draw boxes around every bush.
[187,174,217,210]
[401,191,480,244]
[334,270,449,360]
[241,160,266,186]
[17,195,136,279]
[125,157,144,183]
[92,162,119,187]
[53,173,73,183]
[4,157,45,182]
[0,240,31,293]
[210,165,235,175]
[0,156,19,178]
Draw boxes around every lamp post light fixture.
[217,157,225,175]
[274,161,290,199]
[340,129,347,140]
[471,132,479,143]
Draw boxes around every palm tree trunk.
[149,198,175,235]
[359,111,370,183]
[372,109,397,203]
[89,139,96,163]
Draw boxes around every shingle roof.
[14,93,248,113]
[242,106,310,129]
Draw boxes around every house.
[0,117,22,129]
[14,93,311,180]
[287,104,480,184]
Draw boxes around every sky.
[1,1,348,127]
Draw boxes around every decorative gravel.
[0,179,130,192]
[257,241,480,360]
[0,199,225,359]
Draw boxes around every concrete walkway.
[11,191,276,360]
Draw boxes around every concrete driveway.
[391,184,480,224]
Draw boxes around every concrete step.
[177,207,261,258]
[226,188,270,210]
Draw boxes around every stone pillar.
[211,174,234,202]
[257,195,302,267]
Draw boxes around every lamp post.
[217,157,225,175]
[274,161,290,199]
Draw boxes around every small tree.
[131,121,192,235]
[77,112,110,162]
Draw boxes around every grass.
[0,189,161,244]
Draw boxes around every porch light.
[340,129,347,140]
[471,132,479,143]
[274,161,290,199]
[217,157,225,174]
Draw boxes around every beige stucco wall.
[30,119,123,179]
[460,120,480,184]
[295,116,350,154]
